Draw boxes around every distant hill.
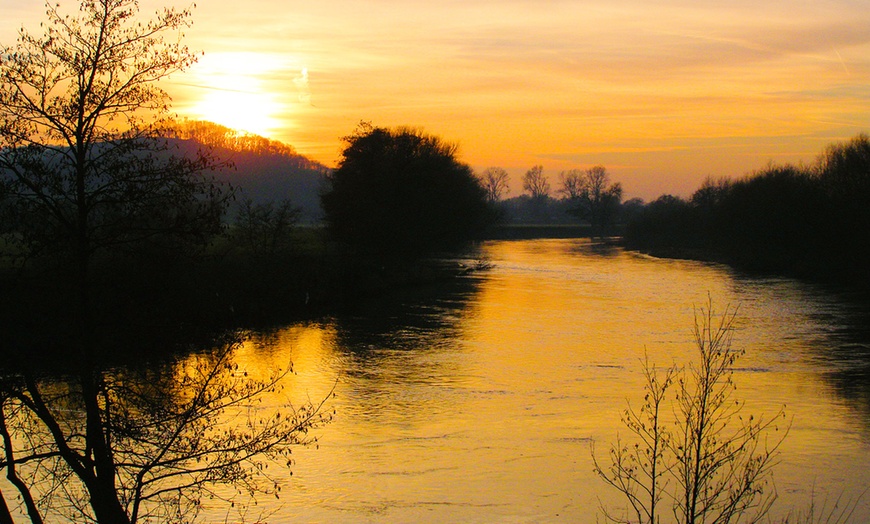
[168,120,331,223]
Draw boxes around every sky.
[2,0,869,199]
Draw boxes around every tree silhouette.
[561,166,622,234]
[623,134,870,287]
[594,300,787,524]
[815,133,870,277]
[478,166,510,203]
[234,197,301,258]
[522,165,551,200]
[321,123,490,259]
[0,339,331,524]
[0,0,230,323]
[558,169,585,200]
[816,133,870,203]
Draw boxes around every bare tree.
[478,167,510,203]
[594,354,676,524]
[0,0,230,317]
[0,339,332,524]
[522,165,550,200]
[594,299,788,524]
[562,165,622,234]
[0,2,329,523]
[558,169,585,200]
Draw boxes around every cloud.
[294,68,312,105]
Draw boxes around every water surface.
[228,239,870,522]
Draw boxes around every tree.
[690,177,732,211]
[522,165,550,200]
[0,0,230,321]
[0,339,332,524]
[519,165,552,222]
[624,194,695,249]
[0,2,326,523]
[815,133,870,203]
[320,123,490,258]
[562,165,623,234]
[814,133,870,279]
[624,135,870,287]
[558,169,585,200]
[594,300,788,524]
[478,166,510,203]
[168,119,327,171]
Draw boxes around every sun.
[186,52,287,137]
[192,88,281,137]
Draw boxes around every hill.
[168,120,331,223]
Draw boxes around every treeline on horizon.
[623,133,870,288]
[167,119,329,173]
[4,113,868,356]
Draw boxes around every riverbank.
[621,238,870,295]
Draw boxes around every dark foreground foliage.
[624,134,870,289]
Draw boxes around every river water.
[219,239,870,523]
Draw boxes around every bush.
[594,299,788,524]
[320,124,491,260]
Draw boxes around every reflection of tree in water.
[814,295,870,431]
[0,335,330,523]
[757,281,870,433]
[325,273,485,417]
[332,272,484,356]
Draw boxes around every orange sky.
[3,0,869,199]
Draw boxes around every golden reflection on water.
[211,239,869,522]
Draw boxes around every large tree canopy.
[321,124,491,258]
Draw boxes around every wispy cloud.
[294,68,312,105]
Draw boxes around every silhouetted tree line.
[479,164,629,236]
[169,119,328,173]
[165,120,329,222]
[624,134,870,287]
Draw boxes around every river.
[217,238,870,523]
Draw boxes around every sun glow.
[186,52,288,137]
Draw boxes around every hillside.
[169,120,331,223]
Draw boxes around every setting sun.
[185,52,289,137]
